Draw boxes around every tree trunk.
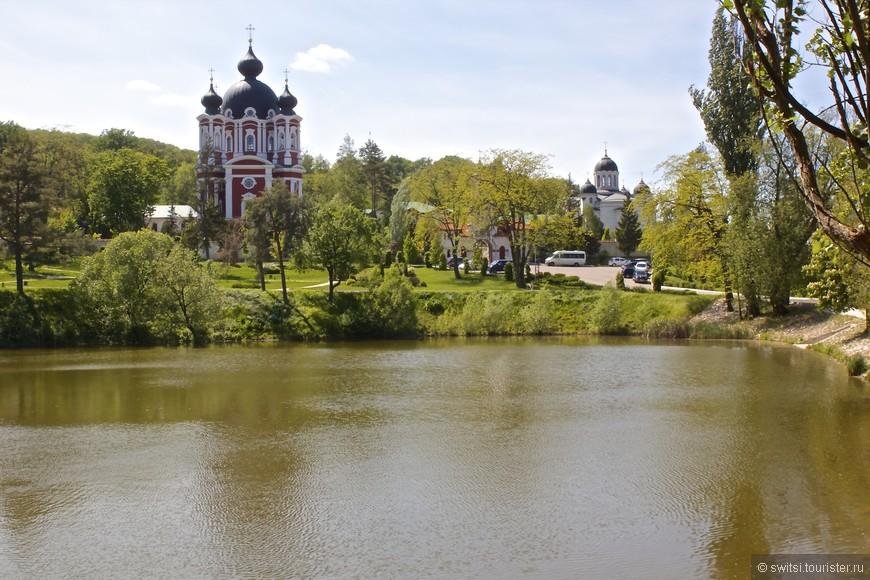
[14,246,25,297]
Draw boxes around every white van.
[545,250,586,267]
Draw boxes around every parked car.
[447,256,468,269]
[621,261,637,279]
[608,256,630,267]
[488,259,510,273]
[633,261,650,283]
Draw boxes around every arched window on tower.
[226,135,232,152]
[246,133,255,152]
[290,128,297,149]
[268,135,274,151]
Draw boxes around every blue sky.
[0,0,720,188]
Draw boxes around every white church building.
[574,150,649,232]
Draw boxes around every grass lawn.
[412,266,524,292]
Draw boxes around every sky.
[0,0,722,189]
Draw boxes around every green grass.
[412,266,524,292]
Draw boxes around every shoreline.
[691,298,870,371]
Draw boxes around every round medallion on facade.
[242,177,256,189]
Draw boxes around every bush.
[847,354,868,376]
[504,261,514,281]
[436,252,447,270]
[652,269,666,292]
[616,271,625,290]
[590,286,624,334]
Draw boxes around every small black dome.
[278,83,298,116]
[579,178,597,194]
[221,45,278,119]
[201,82,223,115]
[595,153,619,173]
[633,178,650,196]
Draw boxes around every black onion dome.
[221,46,279,119]
[201,82,223,115]
[238,46,264,79]
[278,83,298,115]
[633,178,650,196]
[579,178,597,194]
[594,153,619,173]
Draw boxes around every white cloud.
[291,44,353,73]
[125,79,162,92]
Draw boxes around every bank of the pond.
[691,298,870,376]
[4,287,868,379]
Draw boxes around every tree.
[804,230,870,331]
[581,204,604,241]
[725,0,870,261]
[87,148,169,235]
[157,244,222,344]
[192,139,225,259]
[615,207,643,257]
[408,156,475,279]
[306,200,379,302]
[360,138,389,220]
[638,147,734,302]
[0,122,49,296]
[474,149,565,288]
[73,230,174,343]
[241,198,272,292]
[243,183,309,304]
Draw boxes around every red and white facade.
[197,40,304,219]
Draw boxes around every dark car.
[621,261,637,279]
[488,259,510,273]
[633,261,650,283]
[447,256,468,269]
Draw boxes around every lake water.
[0,339,868,579]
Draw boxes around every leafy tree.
[241,198,272,291]
[638,147,734,302]
[408,156,475,279]
[242,183,309,304]
[306,200,379,302]
[92,128,139,152]
[157,243,222,344]
[0,122,49,296]
[615,206,643,257]
[804,230,870,331]
[366,265,418,337]
[528,214,589,261]
[87,148,169,235]
[725,0,870,261]
[474,149,565,288]
[74,230,173,342]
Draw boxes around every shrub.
[436,252,447,270]
[847,354,868,376]
[424,252,432,268]
[504,261,514,281]
[616,271,625,290]
[652,269,666,292]
[520,290,556,334]
[590,286,624,334]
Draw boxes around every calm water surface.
[0,338,868,579]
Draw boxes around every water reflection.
[0,339,868,578]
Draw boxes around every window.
[242,177,256,189]
[226,135,232,151]
[245,134,255,151]
[244,107,256,118]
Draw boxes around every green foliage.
[615,206,643,257]
[365,266,418,337]
[616,271,626,290]
[436,251,447,270]
[520,290,556,334]
[306,199,379,302]
[0,122,50,296]
[804,230,870,319]
[504,261,514,281]
[73,230,220,344]
[590,285,624,334]
[87,148,169,235]
[652,268,665,292]
[383,250,393,268]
